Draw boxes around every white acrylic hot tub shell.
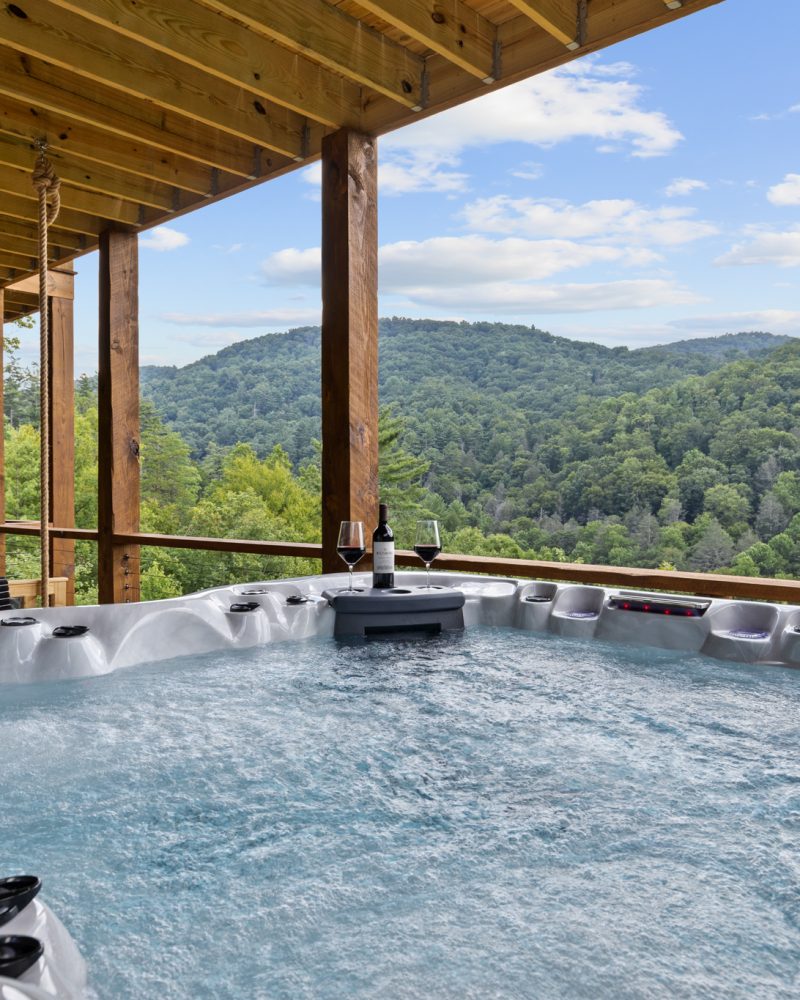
[1,572,799,685]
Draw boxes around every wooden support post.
[0,286,5,577]
[320,128,379,573]
[98,231,140,603]
[48,270,76,604]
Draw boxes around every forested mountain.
[142,319,790,465]
[5,320,799,601]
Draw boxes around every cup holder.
[52,625,89,638]
[1,618,39,628]
[229,602,260,613]
[0,935,44,979]
[388,589,412,594]
[0,877,41,918]
[286,595,310,606]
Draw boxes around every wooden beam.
[43,0,368,126]
[6,269,75,299]
[0,215,84,254]
[0,521,98,541]
[0,2,312,155]
[48,275,75,604]
[0,51,274,177]
[8,577,69,608]
[356,0,497,81]
[0,192,101,236]
[113,531,322,559]
[505,0,579,49]
[320,129,379,574]
[0,135,183,213]
[98,230,140,603]
[0,166,144,227]
[395,551,800,604]
[2,292,39,311]
[0,98,216,197]
[198,0,424,108]
[0,249,37,272]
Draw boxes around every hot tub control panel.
[608,592,711,617]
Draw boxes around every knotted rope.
[32,143,61,608]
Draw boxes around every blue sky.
[33,0,800,371]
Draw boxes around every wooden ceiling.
[0,0,723,318]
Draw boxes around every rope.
[32,144,61,608]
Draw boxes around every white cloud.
[261,248,320,285]
[260,236,699,319]
[301,58,682,197]
[665,177,709,197]
[510,161,544,182]
[261,234,654,291]
[162,308,320,327]
[386,59,681,162]
[460,196,717,246]
[715,226,800,268]
[379,236,632,284]
[396,279,700,314]
[301,151,468,197]
[139,226,190,252]
[750,103,800,122]
[767,173,800,206]
[172,331,274,349]
[666,310,800,335]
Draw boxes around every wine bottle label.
[373,541,395,574]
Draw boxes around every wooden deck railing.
[2,521,799,605]
[9,577,69,608]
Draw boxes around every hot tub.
[2,572,799,684]
[1,574,799,998]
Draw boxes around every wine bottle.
[372,502,395,589]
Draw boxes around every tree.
[703,483,751,535]
[689,518,735,572]
[755,492,789,540]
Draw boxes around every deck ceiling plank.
[355,0,498,81]
[3,289,39,306]
[0,249,37,271]
[0,96,219,195]
[0,1,311,156]
[0,51,274,178]
[505,0,579,48]
[0,215,85,253]
[5,269,74,297]
[0,164,145,226]
[197,0,424,109]
[0,135,182,212]
[45,0,370,126]
[0,189,117,237]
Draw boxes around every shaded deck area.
[4,0,782,608]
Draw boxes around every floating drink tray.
[323,586,465,638]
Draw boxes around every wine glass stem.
[349,565,353,592]
[426,563,431,588]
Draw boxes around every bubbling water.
[1,628,798,999]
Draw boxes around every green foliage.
[4,321,800,598]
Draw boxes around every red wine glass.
[414,520,441,589]
[337,521,365,592]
